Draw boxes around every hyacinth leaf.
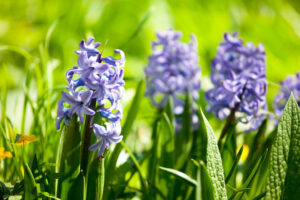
[199,161,215,200]
[24,163,38,200]
[235,150,267,200]
[248,132,276,199]
[56,115,83,199]
[159,166,197,186]
[104,80,145,198]
[120,141,148,192]
[157,100,176,199]
[86,157,105,200]
[242,119,268,182]
[225,146,243,184]
[265,94,300,200]
[221,122,237,188]
[196,164,201,200]
[175,92,193,169]
[198,108,227,200]
[147,113,160,190]
[159,101,175,168]
[252,192,267,200]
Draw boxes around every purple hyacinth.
[56,37,125,157]
[61,90,95,123]
[144,29,201,132]
[274,72,300,118]
[89,122,123,157]
[205,32,267,131]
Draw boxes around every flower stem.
[80,98,96,176]
[218,83,248,149]
[218,106,237,149]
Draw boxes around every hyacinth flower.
[274,72,300,118]
[89,122,123,157]
[205,32,267,142]
[56,37,125,174]
[144,29,201,132]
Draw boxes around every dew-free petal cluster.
[144,29,201,132]
[89,123,123,157]
[205,32,267,131]
[56,37,125,157]
[274,72,300,118]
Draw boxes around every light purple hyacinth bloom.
[89,123,123,157]
[205,32,267,131]
[274,72,300,118]
[56,37,125,157]
[144,29,201,132]
[61,90,95,123]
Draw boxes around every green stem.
[80,99,96,176]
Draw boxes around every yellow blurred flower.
[11,134,38,146]
[0,147,13,159]
[236,144,250,162]
[21,165,24,176]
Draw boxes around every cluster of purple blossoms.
[144,29,201,131]
[274,72,300,118]
[56,37,125,157]
[205,32,267,131]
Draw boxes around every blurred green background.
[1,0,300,136]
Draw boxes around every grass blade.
[225,146,243,184]
[120,141,148,192]
[159,166,197,187]
[24,163,38,200]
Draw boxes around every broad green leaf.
[87,157,105,200]
[266,94,300,200]
[199,108,227,200]
[56,115,83,199]
[199,162,215,200]
[159,166,197,186]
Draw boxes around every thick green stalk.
[80,99,96,176]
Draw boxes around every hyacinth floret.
[56,37,125,157]
[205,32,267,131]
